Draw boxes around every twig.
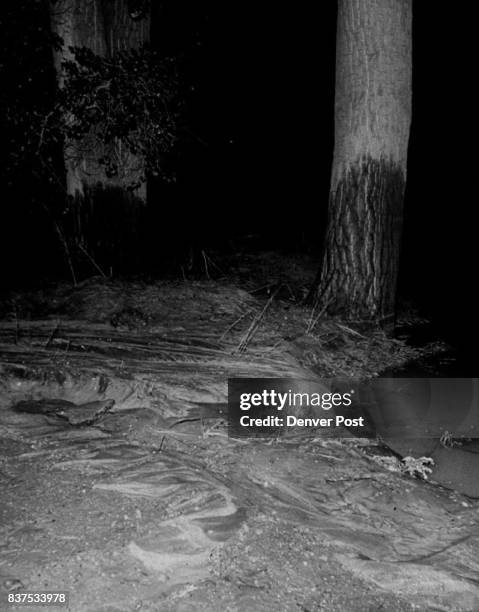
[204,251,225,274]
[36,110,55,155]
[51,217,77,286]
[249,283,277,295]
[307,298,332,334]
[45,321,60,348]
[283,283,296,300]
[201,250,210,279]
[76,241,107,278]
[335,322,367,339]
[234,287,280,353]
[220,310,252,341]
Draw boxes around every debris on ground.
[1,256,473,612]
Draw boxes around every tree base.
[312,156,406,322]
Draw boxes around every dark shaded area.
[0,0,60,285]
[148,1,335,258]
[399,1,478,358]
[0,1,476,361]
[67,184,145,275]
[0,1,335,281]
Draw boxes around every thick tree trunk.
[49,0,150,271]
[312,0,412,323]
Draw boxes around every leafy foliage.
[0,0,178,191]
[55,45,178,188]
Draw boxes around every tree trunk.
[311,0,412,323]
[49,0,150,272]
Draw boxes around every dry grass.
[0,251,445,380]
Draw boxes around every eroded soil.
[0,275,477,611]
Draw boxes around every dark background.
[0,1,477,355]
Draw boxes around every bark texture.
[313,0,412,322]
[318,156,405,319]
[49,0,149,201]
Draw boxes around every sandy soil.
[0,274,477,611]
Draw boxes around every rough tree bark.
[49,0,150,270]
[311,0,412,323]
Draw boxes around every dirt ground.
[0,261,478,611]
